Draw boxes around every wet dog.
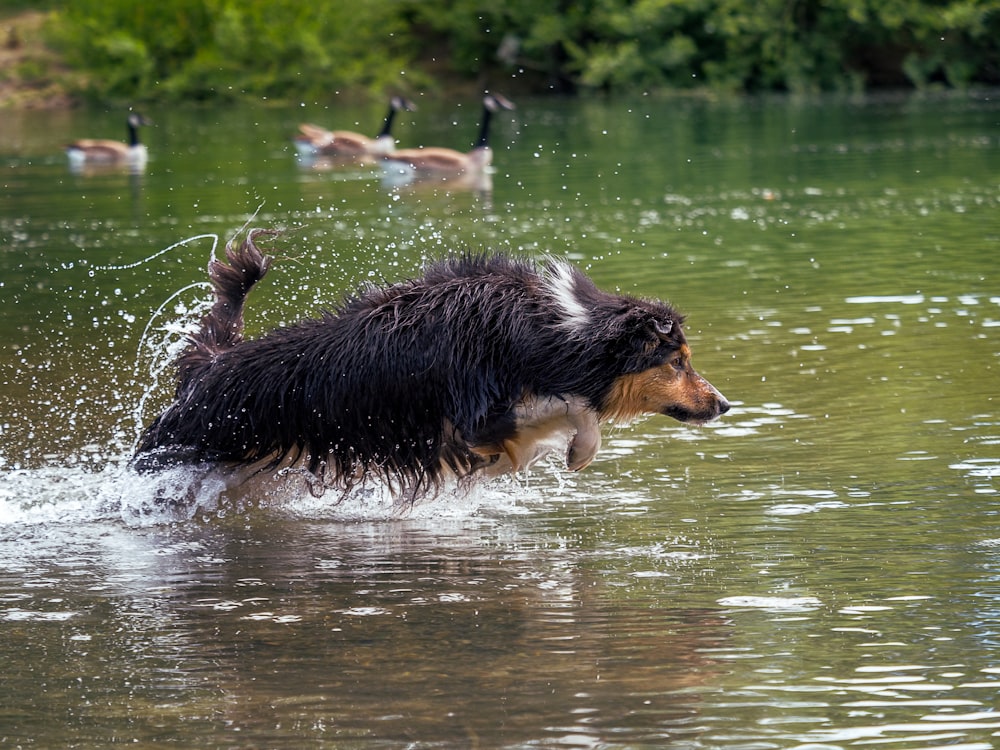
[133,231,729,496]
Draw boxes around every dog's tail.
[179,229,275,380]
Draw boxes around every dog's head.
[600,306,730,425]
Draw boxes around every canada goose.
[382,94,515,177]
[295,96,416,160]
[66,112,151,168]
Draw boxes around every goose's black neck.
[377,103,397,138]
[473,104,494,149]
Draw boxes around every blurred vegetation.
[36,0,1000,103]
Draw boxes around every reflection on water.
[0,92,998,747]
[2,468,999,747]
[381,164,495,206]
[296,151,497,205]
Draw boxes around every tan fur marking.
[601,346,727,424]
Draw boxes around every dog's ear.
[629,310,685,358]
[653,319,673,339]
[618,311,671,357]
[610,307,684,371]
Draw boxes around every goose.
[381,93,515,178]
[66,112,151,169]
[295,96,416,160]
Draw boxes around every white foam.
[0,464,124,527]
[0,454,536,529]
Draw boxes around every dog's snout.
[717,395,731,415]
[703,379,730,418]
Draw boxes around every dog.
[133,231,729,497]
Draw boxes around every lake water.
[1,91,998,748]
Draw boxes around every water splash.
[89,232,220,273]
[0,450,542,529]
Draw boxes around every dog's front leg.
[507,394,602,472]
[565,408,601,471]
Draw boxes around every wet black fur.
[133,232,688,495]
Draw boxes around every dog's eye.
[670,356,685,371]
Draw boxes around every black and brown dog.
[133,231,729,496]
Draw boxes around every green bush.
[46,0,1000,102]
[50,0,424,102]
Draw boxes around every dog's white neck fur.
[545,260,591,330]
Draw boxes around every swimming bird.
[295,96,416,160]
[66,112,151,169]
[381,93,515,178]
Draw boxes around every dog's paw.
[566,414,602,471]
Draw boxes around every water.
[1,91,998,747]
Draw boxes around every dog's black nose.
[717,397,731,415]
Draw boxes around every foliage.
[409,0,999,93]
[48,0,423,102]
[46,0,1000,102]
